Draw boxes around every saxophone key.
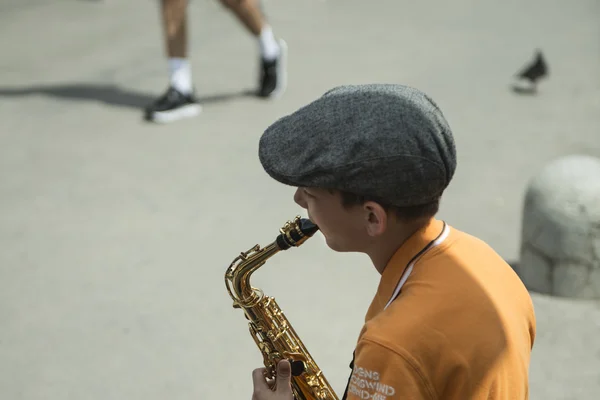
[289,359,306,376]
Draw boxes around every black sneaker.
[144,86,202,123]
[258,39,287,98]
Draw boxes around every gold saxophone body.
[225,216,339,400]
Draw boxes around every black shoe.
[511,50,549,94]
[144,86,202,123]
[258,39,287,98]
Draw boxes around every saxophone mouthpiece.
[276,217,319,250]
[299,218,319,236]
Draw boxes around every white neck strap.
[384,222,450,310]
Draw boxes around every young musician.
[250,84,536,399]
[145,0,286,123]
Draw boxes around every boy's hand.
[252,359,294,400]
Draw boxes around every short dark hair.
[332,190,440,222]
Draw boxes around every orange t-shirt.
[344,219,536,400]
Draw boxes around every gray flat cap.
[258,83,456,207]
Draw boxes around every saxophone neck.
[225,217,319,307]
[228,242,280,306]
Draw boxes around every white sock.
[168,58,193,95]
[259,25,280,61]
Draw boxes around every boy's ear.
[363,201,388,237]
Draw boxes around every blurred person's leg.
[145,0,201,123]
[145,0,287,123]
[220,0,287,98]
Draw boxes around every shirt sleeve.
[344,338,435,400]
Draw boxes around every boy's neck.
[368,218,431,274]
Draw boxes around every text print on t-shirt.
[348,366,396,400]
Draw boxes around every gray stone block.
[518,155,600,299]
[553,262,594,299]
[590,268,600,298]
[517,245,552,294]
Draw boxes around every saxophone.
[225,216,339,400]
